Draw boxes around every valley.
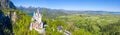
[0,0,120,35]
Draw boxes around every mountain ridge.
[17,6,120,15]
[0,0,16,9]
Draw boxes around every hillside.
[16,6,120,35]
[0,0,38,35]
[0,0,120,35]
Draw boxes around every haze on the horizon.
[11,0,120,12]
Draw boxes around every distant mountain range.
[17,6,120,16]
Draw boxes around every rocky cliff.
[0,0,17,23]
[0,0,16,9]
[0,0,16,35]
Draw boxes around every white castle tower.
[30,9,45,34]
[32,9,42,23]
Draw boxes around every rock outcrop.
[0,0,16,9]
[7,11,17,24]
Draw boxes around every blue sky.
[11,0,120,12]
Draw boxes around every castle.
[29,9,45,34]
